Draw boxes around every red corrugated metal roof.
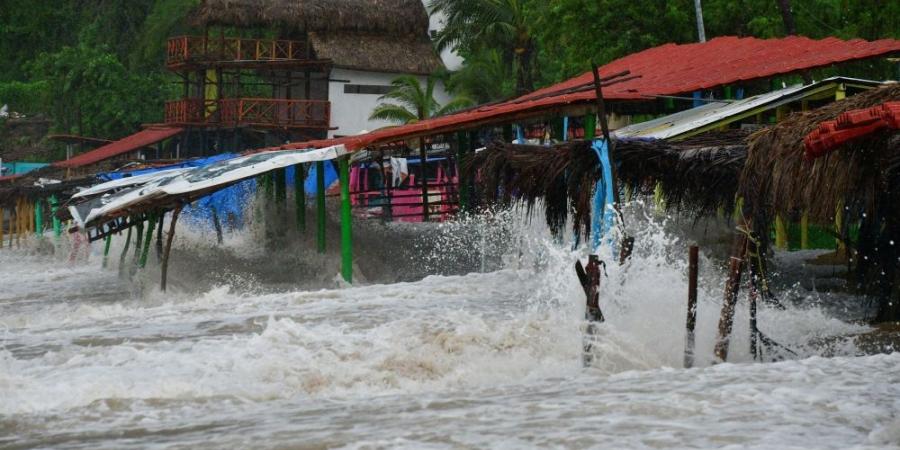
[54,126,183,168]
[804,101,900,158]
[272,36,900,153]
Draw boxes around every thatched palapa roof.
[741,83,900,225]
[194,0,444,74]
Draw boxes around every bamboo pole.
[161,206,182,291]
[714,233,748,362]
[339,157,353,283]
[684,245,699,368]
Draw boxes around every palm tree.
[369,75,471,221]
[428,0,536,95]
[369,75,471,124]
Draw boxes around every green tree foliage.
[370,75,473,124]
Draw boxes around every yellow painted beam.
[775,215,788,250]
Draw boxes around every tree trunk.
[776,0,797,35]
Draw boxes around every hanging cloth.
[591,139,617,253]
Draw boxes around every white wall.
[328,68,452,138]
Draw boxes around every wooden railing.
[166,36,311,67]
[165,98,330,129]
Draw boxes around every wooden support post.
[275,167,287,208]
[28,201,36,236]
[685,245,699,368]
[139,213,158,269]
[33,199,44,238]
[339,157,353,283]
[119,226,133,275]
[456,132,469,213]
[576,255,605,366]
[156,211,166,259]
[102,233,112,268]
[294,164,306,232]
[835,202,845,254]
[132,219,144,267]
[584,113,596,140]
[775,215,788,250]
[714,233,748,362]
[800,212,809,250]
[316,160,326,253]
[419,141,429,222]
[161,206,182,292]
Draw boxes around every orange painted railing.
[165,98,330,129]
[166,36,311,67]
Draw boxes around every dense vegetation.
[0,0,897,142]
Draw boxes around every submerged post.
[138,213,158,269]
[456,132,469,213]
[316,161,326,253]
[714,233,748,362]
[118,225,132,275]
[34,199,43,237]
[339,157,353,283]
[161,206,183,291]
[294,164,306,232]
[685,245,699,368]
[102,233,112,268]
[49,195,61,238]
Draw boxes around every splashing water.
[0,202,897,449]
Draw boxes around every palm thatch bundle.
[192,0,443,75]
[464,133,749,239]
[193,0,429,36]
[741,83,900,225]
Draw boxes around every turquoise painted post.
[49,195,61,238]
[316,161,326,253]
[34,199,43,237]
[339,158,352,283]
[295,164,306,232]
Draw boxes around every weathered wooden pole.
[32,200,40,236]
[138,213,158,269]
[456,132,469,213]
[419,140,429,222]
[294,163,306,232]
[316,161,326,253]
[132,219,145,268]
[102,232,113,268]
[118,225,133,275]
[161,206,183,292]
[684,245,699,368]
[155,211,166,259]
[339,157,353,283]
[714,233,749,362]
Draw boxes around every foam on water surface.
[0,207,897,449]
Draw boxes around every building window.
[343,84,393,95]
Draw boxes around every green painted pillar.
[275,167,287,207]
[584,113,597,140]
[316,160,326,253]
[139,213,158,269]
[503,124,513,142]
[339,158,352,283]
[102,233,112,268]
[456,131,469,213]
[34,199,43,237]
[49,195,61,238]
[294,164,306,232]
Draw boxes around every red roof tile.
[54,126,183,168]
[274,36,900,152]
[804,101,900,158]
